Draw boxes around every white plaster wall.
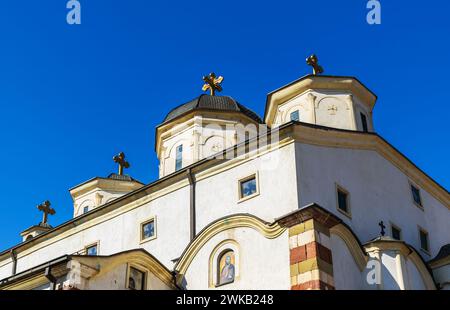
[87,264,127,290]
[405,258,426,290]
[330,234,366,289]
[0,186,191,280]
[195,143,299,231]
[0,261,12,280]
[182,228,290,290]
[295,142,450,260]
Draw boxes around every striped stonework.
[289,219,334,290]
[276,204,341,290]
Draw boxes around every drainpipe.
[186,168,196,240]
[10,249,17,276]
[45,266,57,290]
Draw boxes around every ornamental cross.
[306,54,324,75]
[202,72,224,96]
[37,201,55,225]
[113,152,130,176]
[328,105,338,115]
[378,221,386,237]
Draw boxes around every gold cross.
[202,72,224,96]
[37,201,55,225]
[113,152,130,176]
[328,105,338,115]
[306,54,324,75]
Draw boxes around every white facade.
[0,74,448,290]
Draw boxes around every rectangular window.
[419,228,429,253]
[290,110,300,122]
[411,184,423,208]
[175,145,183,171]
[141,218,156,242]
[391,224,402,240]
[336,186,351,217]
[238,174,259,201]
[360,113,368,132]
[128,267,146,290]
[85,244,98,256]
[83,206,89,214]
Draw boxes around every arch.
[165,137,191,160]
[316,96,350,110]
[202,135,226,158]
[73,249,175,289]
[175,214,286,280]
[330,224,368,271]
[76,199,94,215]
[284,104,308,123]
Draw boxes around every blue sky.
[0,1,448,249]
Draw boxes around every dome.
[162,95,262,124]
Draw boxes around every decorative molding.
[175,215,286,279]
[330,224,368,271]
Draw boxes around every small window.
[128,267,146,290]
[141,218,156,242]
[336,186,350,216]
[86,244,98,256]
[290,110,300,122]
[360,113,368,132]
[239,175,258,200]
[411,184,423,208]
[83,206,89,214]
[175,145,183,171]
[391,224,402,240]
[217,250,235,286]
[419,228,429,253]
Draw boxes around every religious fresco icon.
[218,250,235,285]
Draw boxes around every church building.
[0,56,449,290]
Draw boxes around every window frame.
[290,110,300,122]
[126,264,147,290]
[84,241,99,256]
[409,181,424,210]
[360,112,368,132]
[418,226,430,255]
[237,172,260,203]
[390,222,402,241]
[140,216,157,244]
[335,184,351,218]
[175,144,183,171]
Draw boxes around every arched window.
[217,250,236,285]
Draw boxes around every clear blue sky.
[0,1,448,250]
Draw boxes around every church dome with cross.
[155,73,263,178]
[162,95,262,125]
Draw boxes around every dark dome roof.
[162,95,262,124]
